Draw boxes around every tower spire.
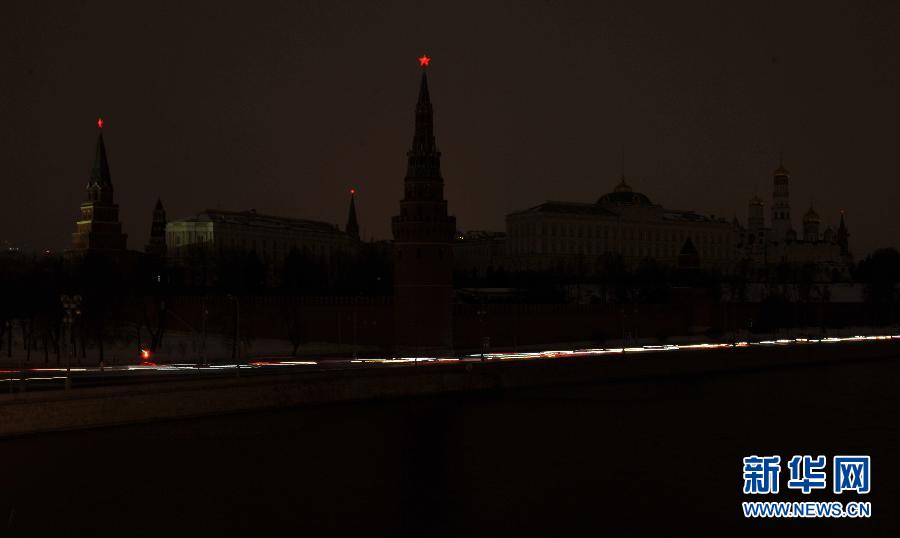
[346,188,360,240]
[70,117,127,253]
[87,118,114,204]
[837,210,850,256]
[91,127,112,187]
[146,198,167,257]
[418,69,431,106]
[407,63,440,179]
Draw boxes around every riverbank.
[2,336,899,438]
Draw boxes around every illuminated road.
[3,336,899,536]
[2,334,898,392]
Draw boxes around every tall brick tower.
[70,118,128,253]
[771,158,793,242]
[391,56,456,353]
[145,198,167,257]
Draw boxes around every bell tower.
[391,55,456,353]
[748,194,765,231]
[771,158,793,242]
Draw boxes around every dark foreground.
[1,354,898,537]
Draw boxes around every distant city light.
[2,333,900,387]
[418,54,431,67]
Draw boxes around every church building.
[736,161,851,278]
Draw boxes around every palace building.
[499,161,851,278]
[166,203,361,268]
[504,174,738,275]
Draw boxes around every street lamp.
[227,294,241,377]
[352,300,359,361]
[60,294,82,390]
[13,321,24,393]
[476,304,488,361]
[200,299,209,367]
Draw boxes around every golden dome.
[613,175,633,193]
[803,205,820,222]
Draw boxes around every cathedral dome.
[803,206,820,223]
[598,176,653,206]
[613,176,632,193]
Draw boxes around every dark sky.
[2,1,898,256]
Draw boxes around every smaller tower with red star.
[346,188,360,241]
[70,118,128,253]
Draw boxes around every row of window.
[168,230,351,261]
[509,220,730,245]
[529,240,731,259]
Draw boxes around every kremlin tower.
[346,189,360,241]
[391,55,456,353]
[70,118,128,254]
[145,198,167,257]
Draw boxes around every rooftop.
[170,209,342,234]
[662,210,730,224]
[515,201,619,216]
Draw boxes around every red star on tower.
[97,117,104,129]
[418,54,431,67]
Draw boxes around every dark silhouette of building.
[735,162,852,278]
[166,209,358,264]
[70,119,128,253]
[391,59,456,352]
[771,160,793,241]
[837,211,850,256]
[677,237,701,268]
[500,159,851,280]
[346,189,360,241]
[505,173,737,274]
[145,198,167,257]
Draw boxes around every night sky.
[2,1,898,256]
